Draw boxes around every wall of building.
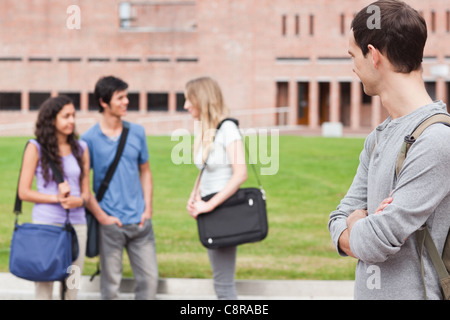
[0,0,449,135]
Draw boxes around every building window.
[88,93,98,111]
[117,57,141,63]
[282,15,287,36]
[0,57,22,62]
[276,57,310,63]
[0,92,21,110]
[59,92,80,110]
[28,57,52,62]
[340,13,345,35]
[295,15,300,36]
[176,57,198,63]
[147,93,168,112]
[309,15,314,36]
[431,11,436,33]
[176,93,186,112]
[88,57,110,63]
[147,57,170,63]
[127,93,140,111]
[447,10,450,32]
[58,57,82,62]
[29,92,51,111]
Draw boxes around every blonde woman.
[185,77,247,300]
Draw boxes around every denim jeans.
[99,219,158,300]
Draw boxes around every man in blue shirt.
[82,76,158,300]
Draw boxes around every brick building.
[0,0,449,135]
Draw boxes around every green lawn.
[0,135,364,280]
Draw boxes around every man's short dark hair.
[94,76,128,113]
[351,0,427,73]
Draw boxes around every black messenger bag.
[196,118,268,249]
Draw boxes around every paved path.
[0,272,353,300]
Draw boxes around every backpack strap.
[395,113,450,300]
[395,113,450,178]
[416,226,450,300]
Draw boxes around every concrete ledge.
[0,273,354,300]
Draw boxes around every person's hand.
[59,196,81,210]
[187,200,212,219]
[57,181,70,202]
[375,197,393,215]
[346,209,368,234]
[139,208,152,228]
[186,199,199,219]
[186,198,195,214]
[98,214,123,227]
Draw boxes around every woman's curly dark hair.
[35,95,84,185]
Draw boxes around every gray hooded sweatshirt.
[329,101,450,300]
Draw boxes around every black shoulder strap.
[42,148,65,184]
[201,117,239,170]
[95,121,130,201]
[14,142,29,215]
[199,117,264,191]
[216,118,239,131]
[201,118,239,169]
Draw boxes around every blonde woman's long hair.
[185,77,230,164]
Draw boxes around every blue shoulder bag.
[9,143,79,287]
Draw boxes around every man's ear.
[99,98,109,110]
[367,44,381,69]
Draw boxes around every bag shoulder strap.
[95,121,130,201]
[14,142,29,215]
[416,226,450,299]
[395,113,450,177]
[397,113,450,299]
[216,117,239,131]
[206,118,262,187]
[201,117,239,171]
[196,118,264,197]
[417,227,449,280]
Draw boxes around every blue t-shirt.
[81,122,149,225]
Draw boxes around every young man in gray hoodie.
[328,0,450,300]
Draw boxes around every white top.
[195,120,242,197]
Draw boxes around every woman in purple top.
[18,95,89,300]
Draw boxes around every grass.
[0,135,364,280]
